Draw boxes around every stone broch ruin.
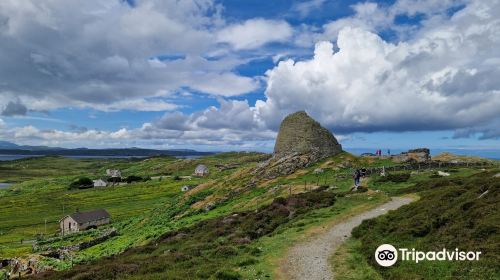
[257,111,343,179]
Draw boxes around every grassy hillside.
[3,152,496,279]
[0,153,266,257]
[0,152,393,273]
[349,170,500,279]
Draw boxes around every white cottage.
[60,209,110,235]
[193,164,209,177]
[93,179,107,187]
[106,169,122,178]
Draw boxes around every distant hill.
[0,141,213,157]
[0,140,65,151]
[0,141,20,149]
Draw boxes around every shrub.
[69,177,93,189]
[376,173,410,183]
[212,270,242,280]
[125,175,143,183]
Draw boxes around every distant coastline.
[0,148,214,161]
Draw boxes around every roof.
[195,164,208,171]
[68,209,110,224]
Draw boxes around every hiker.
[361,168,367,177]
[351,169,361,191]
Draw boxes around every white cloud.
[93,98,178,112]
[0,0,260,112]
[258,0,500,134]
[0,116,276,150]
[296,0,470,47]
[159,99,266,131]
[291,0,327,18]
[217,18,293,50]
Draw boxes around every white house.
[106,169,122,178]
[60,209,110,235]
[193,164,209,177]
[93,179,107,187]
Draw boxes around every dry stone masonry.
[257,111,343,179]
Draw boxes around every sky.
[0,0,499,152]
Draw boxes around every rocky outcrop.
[392,148,431,163]
[256,111,342,179]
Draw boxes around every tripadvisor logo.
[374,244,482,267]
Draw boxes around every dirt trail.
[281,197,414,280]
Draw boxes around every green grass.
[0,153,266,258]
[32,189,339,279]
[330,238,383,280]
[369,167,485,195]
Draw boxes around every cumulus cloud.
[2,0,499,149]
[296,0,469,46]
[154,99,271,133]
[256,0,500,135]
[217,19,293,50]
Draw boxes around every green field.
[0,153,267,258]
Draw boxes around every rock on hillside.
[392,148,431,163]
[257,111,342,179]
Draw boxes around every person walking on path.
[351,169,361,191]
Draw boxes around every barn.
[60,209,110,235]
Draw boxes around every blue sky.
[0,0,499,152]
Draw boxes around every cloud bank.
[1,0,499,149]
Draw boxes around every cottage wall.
[60,216,110,235]
[60,216,79,235]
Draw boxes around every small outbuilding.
[60,209,110,235]
[93,179,107,187]
[193,164,209,177]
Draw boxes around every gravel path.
[282,197,414,280]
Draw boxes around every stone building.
[60,209,110,235]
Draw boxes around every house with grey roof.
[60,209,110,235]
[193,164,209,177]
